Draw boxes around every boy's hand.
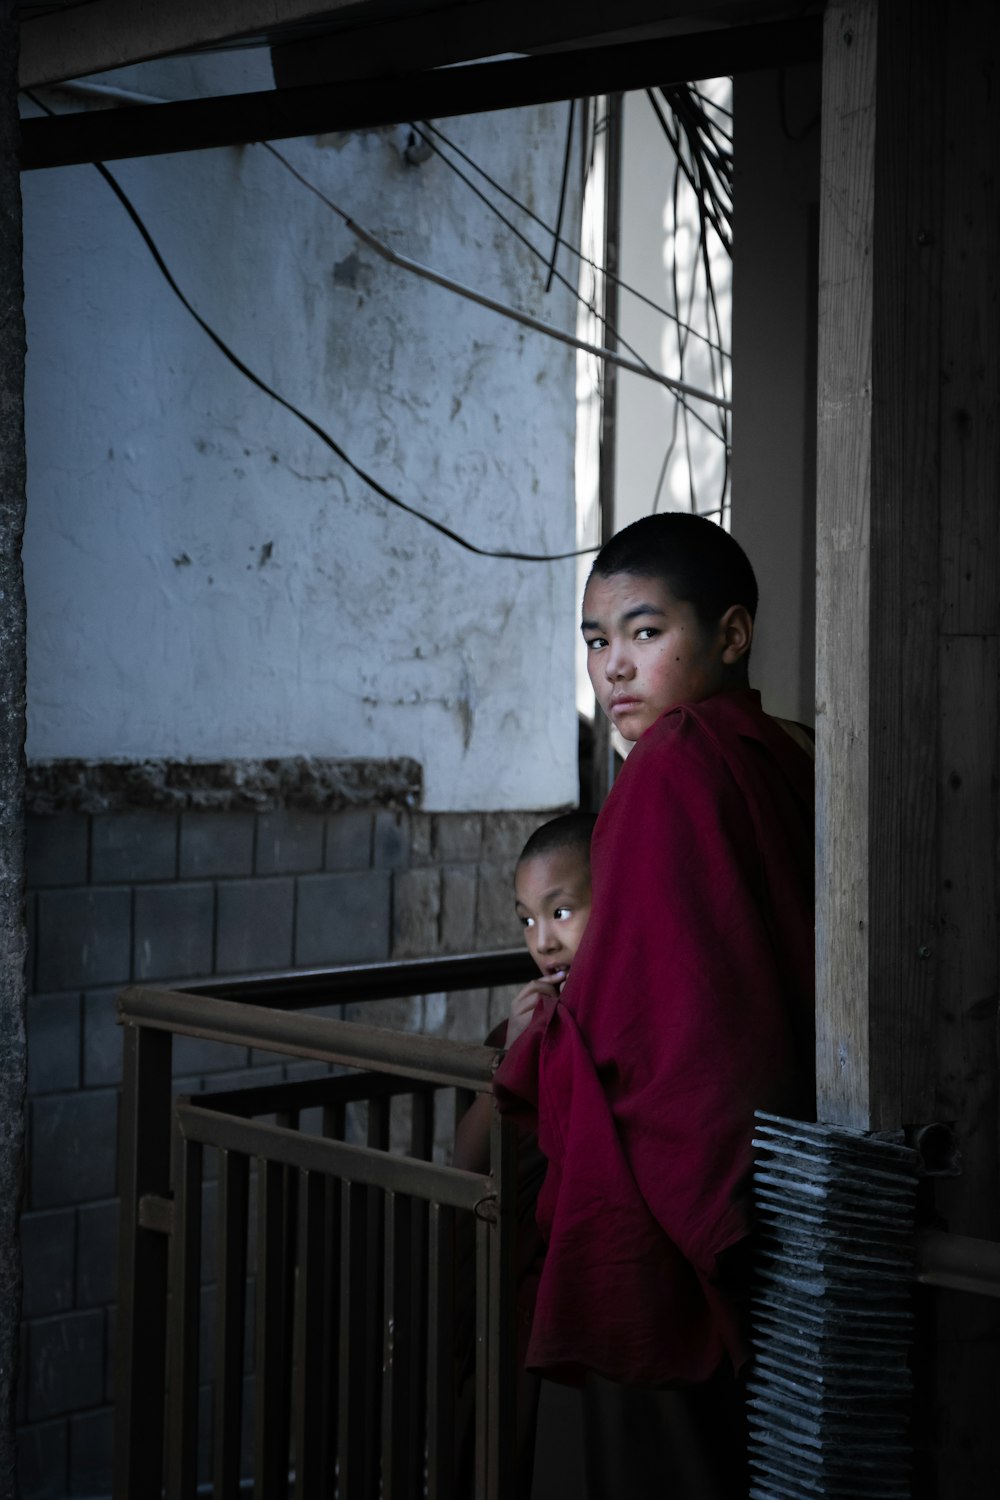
[506,976,563,1047]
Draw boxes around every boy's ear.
[719,604,753,666]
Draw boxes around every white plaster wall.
[614,87,731,530]
[22,55,581,810]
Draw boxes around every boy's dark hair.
[517,812,597,870]
[589,512,758,632]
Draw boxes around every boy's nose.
[536,923,559,952]
[605,642,633,680]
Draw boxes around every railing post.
[338,1178,372,1497]
[114,975,522,1500]
[293,1168,329,1499]
[426,1201,456,1500]
[167,1119,203,1500]
[113,1021,173,1500]
[381,1190,417,1498]
[255,1157,294,1499]
[214,1147,250,1500]
[482,1111,518,1499]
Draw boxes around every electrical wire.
[22,89,598,565]
[26,84,734,543]
[544,99,575,294]
[413,106,734,508]
[423,91,732,524]
[649,87,732,519]
[646,88,730,254]
[416,117,729,360]
[262,142,730,410]
[691,88,733,125]
[408,120,725,444]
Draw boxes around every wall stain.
[333,251,370,289]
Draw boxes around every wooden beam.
[19,17,822,171]
[816,0,995,1139]
[269,0,777,90]
[815,0,879,1130]
[818,0,1000,1483]
[816,0,941,1132]
[17,0,803,91]
[18,0,364,88]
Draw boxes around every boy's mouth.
[609,696,642,715]
[544,963,569,982]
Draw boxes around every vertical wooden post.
[0,4,28,1488]
[815,0,942,1132]
[114,1023,173,1498]
[815,0,879,1130]
[816,4,999,1483]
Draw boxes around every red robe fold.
[493,689,814,1387]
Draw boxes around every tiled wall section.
[19,806,540,1499]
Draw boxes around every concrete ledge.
[26,756,423,815]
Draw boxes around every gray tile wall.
[18,803,538,1498]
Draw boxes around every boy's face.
[581,571,745,742]
[514,848,592,983]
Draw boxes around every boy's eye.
[636,627,659,641]
[519,915,535,930]
[584,636,607,651]
[553,906,572,921]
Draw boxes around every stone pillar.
[0,0,28,1493]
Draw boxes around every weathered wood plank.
[935,634,1000,1237]
[18,0,819,92]
[18,0,361,88]
[928,633,1000,1500]
[933,37,1000,1494]
[815,0,878,1129]
[870,0,943,1129]
[816,0,946,1131]
[940,0,1000,636]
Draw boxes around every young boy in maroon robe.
[454,812,596,1175]
[453,814,596,1495]
[493,515,814,1482]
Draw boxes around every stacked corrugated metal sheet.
[748,1112,919,1500]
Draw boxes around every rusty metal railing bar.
[214,1147,248,1500]
[364,1098,390,1498]
[185,947,536,1008]
[427,1201,457,1500]
[319,1170,342,1495]
[293,1168,327,1499]
[382,1189,417,1499]
[339,1178,370,1497]
[255,1157,292,1499]
[176,1098,496,1214]
[121,984,504,1090]
[486,1113,519,1498]
[166,1132,203,1500]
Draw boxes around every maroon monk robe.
[493,688,814,1388]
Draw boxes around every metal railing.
[113,949,536,1500]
